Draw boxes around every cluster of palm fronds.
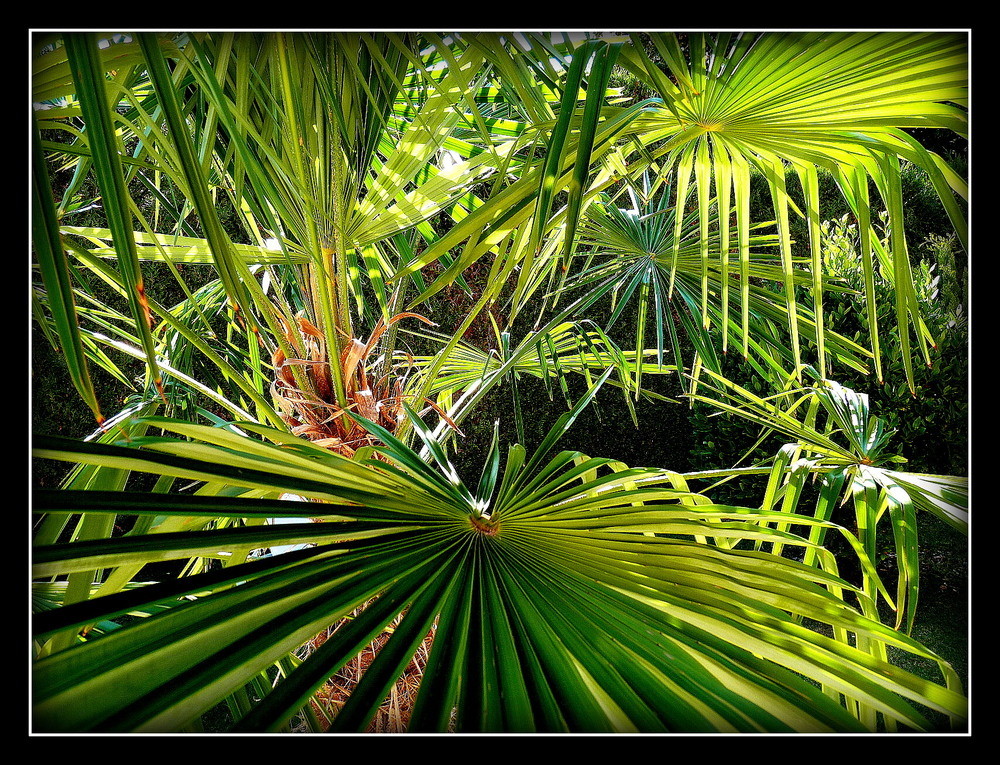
[31,31,968,734]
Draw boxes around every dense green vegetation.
[31,31,968,734]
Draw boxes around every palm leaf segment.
[619,32,968,389]
[33,379,965,732]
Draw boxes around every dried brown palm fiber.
[298,606,438,732]
[271,311,460,454]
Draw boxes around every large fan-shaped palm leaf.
[32,379,965,732]
[616,31,967,390]
[564,191,872,393]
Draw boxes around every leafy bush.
[820,212,967,476]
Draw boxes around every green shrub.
[819,213,967,476]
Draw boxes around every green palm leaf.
[617,31,967,391]
[32,122,104,423]
[33,389,965,732]
[566,192,871,392]
[60,33,167,404]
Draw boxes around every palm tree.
[31,30,968,732]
